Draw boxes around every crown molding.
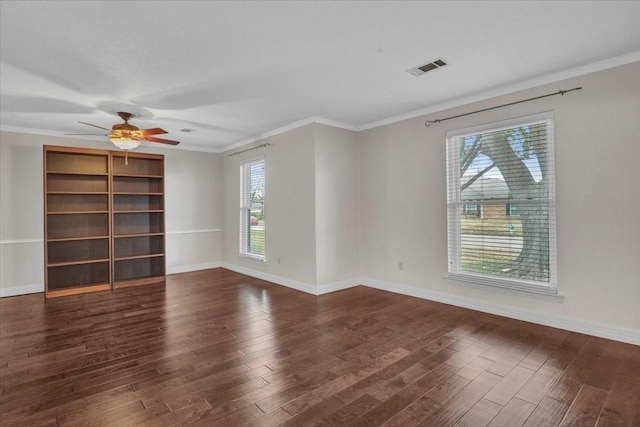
[221,116,358,154]
[4,51,638,154]
[357,50,640,132]
[219,51,640,150]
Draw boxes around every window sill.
[239,253,266,265]
[444,275,564,303]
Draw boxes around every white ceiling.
[1,1,640,152]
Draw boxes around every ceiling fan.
[66,112,180,151]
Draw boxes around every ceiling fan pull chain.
[125,150,129,166]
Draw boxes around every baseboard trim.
[211,266,639,345]
[167,261,222,275]
[0,283,44,297]
[316,278,361,295]
[220,262,318,295]
[361,277,640,346]
[219,263,360,296]
[2,266,636,345]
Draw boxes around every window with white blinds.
[240,158,265,261]
[446,112,557,294]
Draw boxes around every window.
[463,204,481,218]
[240,158,265,261]
[506,203,519,217]
[446,112,557,294]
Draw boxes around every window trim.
[446,111,558,296]
[239,157,266,263]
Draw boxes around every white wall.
[162,147,222,273]
[0,131,222,296]
[221,122,360,293]
[0,134,45,296]
[221,124,318,288]
[359,62,640,342]
[314,124,359,287]
[218,64,639,343]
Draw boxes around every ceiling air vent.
[407,58,447,77]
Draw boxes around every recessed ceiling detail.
[407,58,448,77]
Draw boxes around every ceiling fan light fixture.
[110,135,141,151]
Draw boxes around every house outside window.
[446,112,557,294]
[240,158,265,261]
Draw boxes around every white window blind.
[240,158,265,261]
[446,112,557,294]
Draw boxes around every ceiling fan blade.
[144,136,180,146]
[78,121,112,131]
[65,133,109,136]
[140,127,168,136]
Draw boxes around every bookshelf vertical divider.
[44,145,166,298]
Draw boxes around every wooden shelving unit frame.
[44,145,166,298]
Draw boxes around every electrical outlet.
[398,261,404,270]
[277,257,281,264]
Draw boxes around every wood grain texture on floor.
[1,268,639,426]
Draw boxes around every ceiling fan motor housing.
[112,123,139,132]
[114,112,139,131]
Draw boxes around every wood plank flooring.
[1,268,639,426]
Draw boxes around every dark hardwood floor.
[1,268,638,426]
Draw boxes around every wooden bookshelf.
[43,146,166,298]
[44,146,111,297]
[111,152,166,289]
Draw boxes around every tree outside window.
[447,112,556,292]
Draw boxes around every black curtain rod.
[227,142,271,157]
[424,87,582,127]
